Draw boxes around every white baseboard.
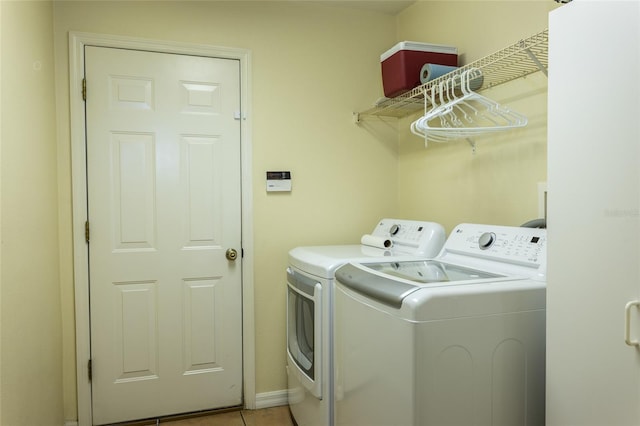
[254,389,289,409]
[63,391,288,425]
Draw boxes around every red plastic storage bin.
[381,41,458,98]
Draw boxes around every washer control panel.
[445,223,546,266]
[478,232,497,249]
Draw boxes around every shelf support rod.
[466,138,477,155]
[524,47,548,76]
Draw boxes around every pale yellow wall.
[12,1,562,422]
[52,1,398,419]
[396,1,559,232]
[0,2,3,422]
[0,1,64,424]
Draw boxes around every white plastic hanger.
[410,68,528,147]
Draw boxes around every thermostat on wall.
[266,171,292,192]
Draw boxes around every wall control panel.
[266,171,292,192]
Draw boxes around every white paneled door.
[85,46,242,425]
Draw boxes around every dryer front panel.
[286,267,322,399]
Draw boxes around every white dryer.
[334,223,547,426]
[286,219,446,426]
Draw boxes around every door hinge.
[85,221,90,243]
[88,359,92,381]
[82,78,87,101]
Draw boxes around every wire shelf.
[355,29,548,121]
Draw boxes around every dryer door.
[286,268,322,398]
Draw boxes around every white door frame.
[68,32,255,426]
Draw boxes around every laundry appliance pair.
[287,220,547,426]
[286,218,445,426]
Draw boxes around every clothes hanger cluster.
[410,68,528,149]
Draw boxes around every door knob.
[226,248,238,261]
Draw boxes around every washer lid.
[335,261,504,308]
[364,260,502,284]
[335,263,420,308]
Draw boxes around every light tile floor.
[160,406,294,426]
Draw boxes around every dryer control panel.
[369,218,446,257]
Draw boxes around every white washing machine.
[334,223,547,426]
[286,219,446,426]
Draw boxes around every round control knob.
[389,224,400,236]
[478,232,496,250]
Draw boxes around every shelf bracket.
[353,112,361,125]
[524,47,548,77]
[466,138,477,155]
